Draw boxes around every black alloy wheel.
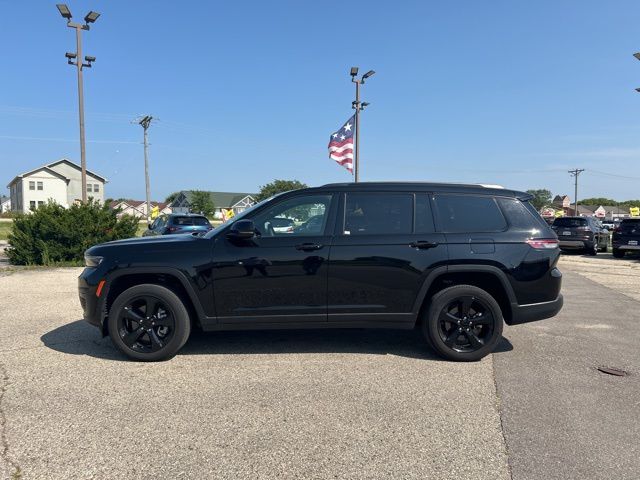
[436,295,495,353]
[422,285,503,361]
[118,295,175,353]
[108,284,191,361]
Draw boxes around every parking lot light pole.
[350,67,375,183]
[56,4,100,203]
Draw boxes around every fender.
[411,264,518,315]
[98,266,209,330]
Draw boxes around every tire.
[612,248,625,259]
[600,244,608,253]
[587,242,598,256]
[421,285,504,362]
[108,284,191,361]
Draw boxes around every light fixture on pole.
[56,4,100,203]
[350,66,375,182]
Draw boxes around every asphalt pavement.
[0,255,638,479]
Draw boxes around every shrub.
[6,200,138,266]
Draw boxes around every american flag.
[328,115,355,173]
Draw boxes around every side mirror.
[227,219,256,241]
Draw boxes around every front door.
[212,193,336,324]
[327,192,448,324]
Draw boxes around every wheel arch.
[102,268,203,336]
[413,266,516,325]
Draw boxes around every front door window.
[251,195,332,237]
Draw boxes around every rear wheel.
[421,285,503,362]
[612,248,625,258]
[587,243,598,256]
[108,284,191,361]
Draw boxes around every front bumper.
[509,294,564,325]
[78,270,104,330]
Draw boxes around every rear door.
[327,191,447,324]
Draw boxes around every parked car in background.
[551,216,609,255]
[79,182,563,362]
[269,217,295,234]
[143,214,212,237]
[612,218,640,258]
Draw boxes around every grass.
[0,222,12,240]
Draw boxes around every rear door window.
[344,193,413,235]
[415,194,435,233]
[433,194,506,233]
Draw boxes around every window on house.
[38,201,44,207]
[30,201,36,209]
[37,181,43,191]
[94,184,100,193]
[29,181,35,190]
[87,184,93,193]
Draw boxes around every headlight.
[84,255,103,267]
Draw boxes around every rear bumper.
[559,240,589,249]
[509,294,563,325]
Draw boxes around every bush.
[6,200,138,266]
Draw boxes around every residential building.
[109,200,172,219]
[0,195,10,213]
[6,159,106,213]
[170,191,256,218]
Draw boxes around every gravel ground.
[0,268,509,480]
[0,253,638,479]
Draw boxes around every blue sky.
[2,0,640,201]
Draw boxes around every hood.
[85,233,200,257]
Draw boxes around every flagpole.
[354,80,360,183]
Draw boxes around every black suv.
[79,183,563,362]
[551,216,609,255]
[612,218,640,258]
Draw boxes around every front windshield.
[203,194,283,238]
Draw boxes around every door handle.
[295,243,324,251]
[410,240,438,249]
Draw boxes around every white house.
[7,159,106,213]
[170,191,256,218]
[0,195,10,213]
[109,200,172,219]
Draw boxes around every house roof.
[6,166,70,188]
[109,200,169,210]
[47,159,107,182]
[177,191,256,208]
[6,158,107,188]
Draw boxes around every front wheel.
[421,285,504,362]
[108,284,191,361]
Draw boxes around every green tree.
[526,189,553,210]
[255,179,308,202]
[7,200,138,266]
[579,197,618,206]
[165,192,180,204]
[189,190,215,216]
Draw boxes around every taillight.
[614,226,622,233]
[167,226,179,232]
[526,239,559,249]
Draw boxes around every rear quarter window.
[434,194,506,233]
[497,198,546,230]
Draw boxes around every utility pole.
[568,168,585,215]
[349,67,375,182]
[139,116,154,224]
[56,4,100,203]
